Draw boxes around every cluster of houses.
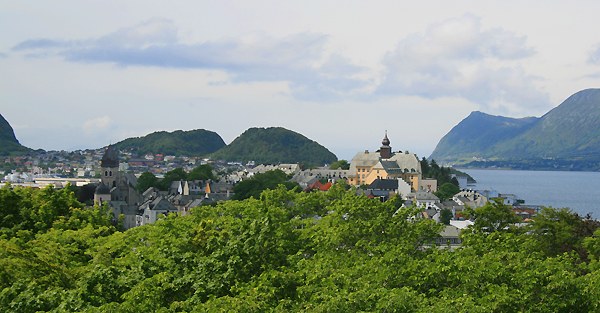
[89,134,539,248]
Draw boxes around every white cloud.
[83,115,112,134]
[377,14,548,114]
[12,19,369,102]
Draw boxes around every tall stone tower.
[100,145,119,189]
[379,131,392,159]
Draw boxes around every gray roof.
[368,178,398,190]
[95,182,111,194]
[440,225,461,238]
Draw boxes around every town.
[1,133,541,247]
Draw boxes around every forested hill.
[0,114,30,155]
[430,89,600,170]
[210,127,338,166]
[113,129,226,156]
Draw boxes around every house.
[435,225,463,248]
[136,196,178,226]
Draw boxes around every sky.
[2,1,600,160]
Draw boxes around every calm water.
[459,169,600,218]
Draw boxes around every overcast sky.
[2,1,600,160]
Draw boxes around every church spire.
[380,131,392,159]
[101,145,119,168]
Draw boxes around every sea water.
[459,169,600,218]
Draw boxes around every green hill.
[0,114,30,155]
[430,89,600,170]
[113,129,226,156]
[210,127,337,166]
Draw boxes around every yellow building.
[348,133,422,192]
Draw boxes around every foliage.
[0,185,84,238]
[464,199,520,233]
[440,208,453,225]
[233,170,299,200]
[1,184,600,312]
[136,171,159,192]
[113,129,226,157]
[435,182,460,201]
[187,164,216,181]
[158,168,188,191]
[420,158,458,187]
[210,127,337,166]
[329,159,349,170]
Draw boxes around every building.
[94,146,143,229]
[347,132,422,193]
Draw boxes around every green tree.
[187,164,216,181]
[440,208,453,225]
[329,160,349,170]
[136,171,158,192]
[233,170,299,200]
[529,207,600,258]
[464,199,519,233]
[434,182,460,201]
[159,168,187,190]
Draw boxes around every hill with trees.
[0,114,30,155]
[210,127,337,166]
[430,89,600,170]
[113,129,226,156]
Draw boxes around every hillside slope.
[210,127,337,166]
[0,114,30,155]
[430,89,600,169]
[113,129,226,156]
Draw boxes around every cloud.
[377,14,547,113]
[590,44,600,64]
[83,115,112,134]
[12,18,368,101]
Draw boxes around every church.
[347,132,422,192]
[94,145,142,229]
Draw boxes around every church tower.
[380,131,392,159]
[100,145,119,189]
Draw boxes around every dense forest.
[113,129,226,157]
[2,184,600,312]
[210,127,337,166]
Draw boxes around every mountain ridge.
[430,88,600,170]
[0,114,30,155]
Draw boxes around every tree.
[159,168,187,190]
[329,160,349,170]
[434,182,460,201]
[464,199,519,233]
[233,170,299,200]
[530,207,600,258]
[136,172,158,192]
[187,164,216,181]
[440,208,453,225]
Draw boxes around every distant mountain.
[113,129,226,156]
[430,89,600,170]
[0,114,30,155]
[210,127,337,166]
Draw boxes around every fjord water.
[460,169,600,218]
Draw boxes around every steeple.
[101,145,119,168]
[380,131,392,159]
